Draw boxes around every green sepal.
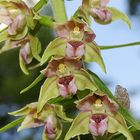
[89,71,140,131]
[9,102,37,116]
[41,38,66,65]
[29,35,41,62]
[0,117,24,133]
[108,114,134,140]
[74,69,97,92]
[54,105,73,122]
[20,74,45,94]
[84,42,106,73]
[108,7,131,29]
[65,112,91,140]
[37,76,59,112]
[17,115,41,132]
[19,52,29,75]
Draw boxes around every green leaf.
[41,38,66,65]
[84,42,106,73]
[108,7,131,28]
[74,69,97,92]
[0,117,24,133]
[54,105,73,122]
[37,76,59,112]
[34,14,53,27]
[65,112,91,140]
[0,29,8,43]
[118,107,140,130]
[108,115,134,140]
[29,35,41,61]
[89,71,140,131]
[50,0,67,23]
[20,74,45,94]
[19,52,29,75]
[33,0,48,12]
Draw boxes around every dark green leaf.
[20,74,45,94]
[0,117,24,133]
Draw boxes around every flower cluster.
[0,0,137,140]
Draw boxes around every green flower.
[65,92,134,140]
[9,102,72,140]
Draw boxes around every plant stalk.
[99,42,140,50]
[50,0,67,23]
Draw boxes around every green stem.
[99,42,140,50]
[33,0,48,12]
[50,0,67,23]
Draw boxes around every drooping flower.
[9,102,72,140]
[0,0,34,36]
[41,57,83,77]
[89,0,112,23]
[38,57,97,112]
[65,92,133,140]
[55,20,96,58]
[41,20,106,72]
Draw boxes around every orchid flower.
[55,20,96,58]
[9,102,72,140]
[41,20,106,72]
[0,0,34,36]
[65,92,133,140]
[89,0,112,23]
[38,57,97,112]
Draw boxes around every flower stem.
[99,42,140,50]
[50,0,67,23]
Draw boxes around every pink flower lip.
[91,8,112,22]
[91,114,107,123]
[66,41,84,58]
[58,75,77,97]
[44,116,57,139]
[89,114,108,136]
[58,75,73,86]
